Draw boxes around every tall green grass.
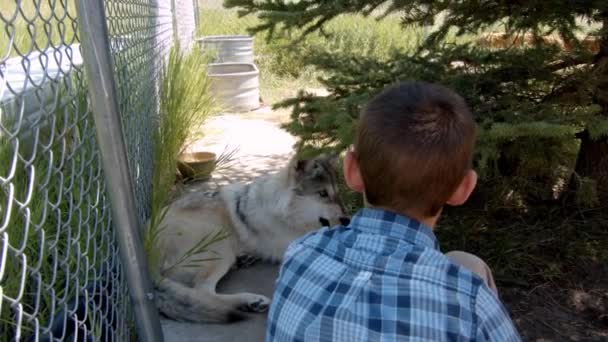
[145,44,222,279]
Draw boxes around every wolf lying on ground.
[154,154,350,323]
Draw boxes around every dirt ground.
[502,263,608,341]
[174,97,607,341]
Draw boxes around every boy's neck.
[413,214,439,230]
[399,210,439,230]
[367,205,440,230]
[362,195,440,229]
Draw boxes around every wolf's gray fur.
[153,154,348,323]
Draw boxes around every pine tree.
[225,0,608,206]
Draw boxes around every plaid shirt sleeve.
[475,287,521,341]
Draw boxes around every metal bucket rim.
[207,63,259,77]
[198,35,253,42]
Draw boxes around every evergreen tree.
[225,0,608,207]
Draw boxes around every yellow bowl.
[177,151,217,180]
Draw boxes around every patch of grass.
[145,43,226,280]
[0,1,78,58]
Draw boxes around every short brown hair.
[355,81,476,217]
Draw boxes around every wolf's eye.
[318,190,329,198]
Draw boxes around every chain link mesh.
[1,0,198,340]
[104,0,173,225]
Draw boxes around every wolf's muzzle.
[339,217,351,226]
[318,217,351,227]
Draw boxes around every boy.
[266,81,521,341]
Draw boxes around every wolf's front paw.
[238,294,271,313]
[235,254,261,269]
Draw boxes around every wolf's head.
[284,153,350,233]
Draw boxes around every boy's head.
[344,81,477,219]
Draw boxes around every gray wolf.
[153,153,349,323]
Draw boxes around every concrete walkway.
[180,106,295,189]
[162,106,295,341]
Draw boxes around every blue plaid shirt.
[266,208,521,341]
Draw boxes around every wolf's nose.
[319,217,330,227]
[339,217,350,226]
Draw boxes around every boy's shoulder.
[283,226,340,259]
[275,227,520,341]
[284,224,485,292]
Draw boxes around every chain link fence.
[1,0,198,340]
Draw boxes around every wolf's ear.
[292,156,326,182]
[312,152,340,171]
[290,156,311,181]
[324,152,340,169]
[295,158,309,173]
[289,157,311,193]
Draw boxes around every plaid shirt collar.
[349,207,440,250]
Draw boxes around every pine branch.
[227,0,608,44]
[547,56,593,72]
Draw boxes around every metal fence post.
[171,0,179,48]
[74,1,165,341]
[193,0,200,33]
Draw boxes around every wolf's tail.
[155,277,245,323]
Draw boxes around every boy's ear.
[343,150,365,193]
[446,170,477,206]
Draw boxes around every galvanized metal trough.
[198,35,254,64]
[207,62,260,112]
